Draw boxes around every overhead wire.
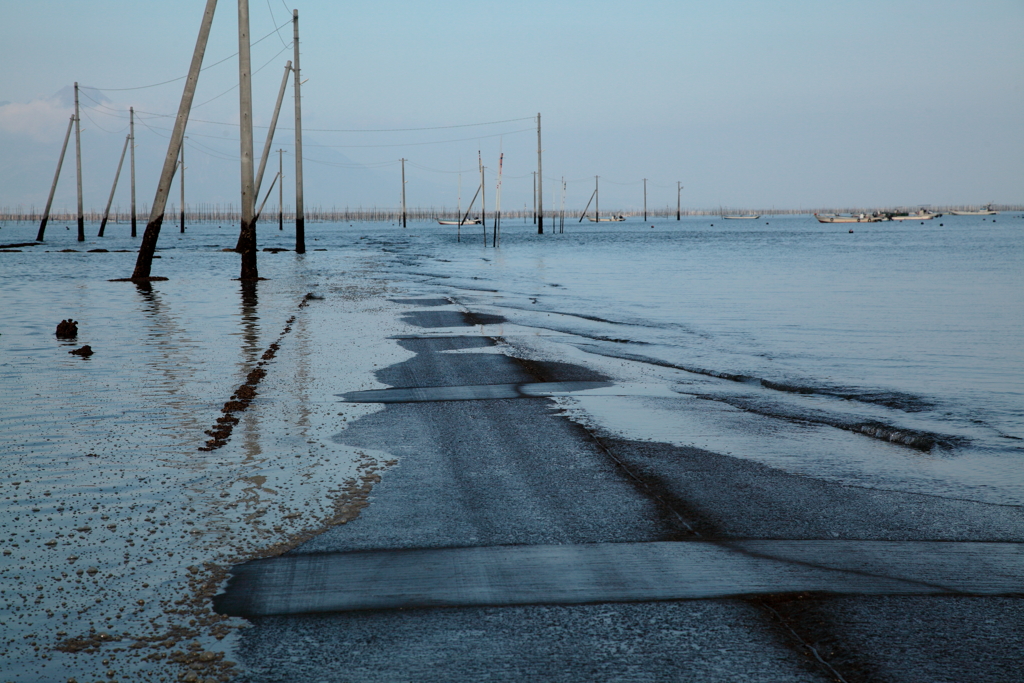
[79,20,292,92]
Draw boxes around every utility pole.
[677,181,681,221]
[179,137,186,232]
[643,178,647,222]
[131,0,217,280]
[278,148,284,230]
[98,134,130,237]
[129,107,137,237]
[74,82,84,242]
[536,112,543,234]
[255,60,291,199]
[237,0,258,280]
[36,115,74,241]
[237,59,291,250]
[292,9,305,254]
[532,171,536,224]
[400,158,407,228]
[595,176,599,224]
[479,152,486,245]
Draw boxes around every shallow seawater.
[368,214,1024,505]
[0,222,409,680]
[1,213,1022,678]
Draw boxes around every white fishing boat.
[815,213,883,224]
[587,215,626,222]
[438,218,481,226]
[723,214,760,220]
[889,210,940,221]
[949,205,997,216]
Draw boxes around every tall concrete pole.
[179,138,186,232]
[400,158,407,228]
[536,112,543,234]
[677,181,681,220]
[98,134,130,237]
[278,148,284,230]
[74,82,84,242]
[479,153,486,245]
[131,0,218,280]
[595,176,599,224]
[532,172,536,225]
[129,107,137,237]
[237,0,258,280]
[36,115,74,241]
[643,178,647,222]
[292,9,305,254]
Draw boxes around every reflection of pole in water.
[238,281,263,462]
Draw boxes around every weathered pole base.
[131,215,165,279]
[36,218,48,242]
[131,217,137,238]
[239,217,259,280]
[538,216,544,235]
[98,219,108,237]
[295,217,305,254]
[77,217,85,242]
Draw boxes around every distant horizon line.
[2,204,1022,224]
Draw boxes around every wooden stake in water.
[129,107,137,237]
[677,181,681,221]
[643,178,647,222]
[237,0,258,280]
[74,82,84,242]
[278,148,284,231]
[98,134,130,237]
[36,115,74,241]
[131,0,218,280]
[532,171,536,225]
[292,9,305,254]
[595,176,599,224]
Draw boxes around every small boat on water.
[888,209,941,221]
[587,215,626,222]
[815,213,883,224]
[950,205,997,216]
[723,214,760,220]
[438,218,481,226]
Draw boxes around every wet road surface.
[220,301,1024,682]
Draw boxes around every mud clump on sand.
[56,319,78,338]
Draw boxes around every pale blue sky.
[1,0,1021,212]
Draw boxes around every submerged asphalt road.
[220,302,1023,683]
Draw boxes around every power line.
[79,20,291,92]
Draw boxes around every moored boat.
[888,210,941,221]
[723,214,760,219]
[814,213,882,223]
[438,218,481,226]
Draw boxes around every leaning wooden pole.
[36,115,74,241]
[74,83,84,242]
[98,134,130,237]
[237,59,291,251]
[129,107,137,237]
[536,112,543,234]
[292,9,305,254]
[237,0,258,280]
[131,0,218,280]
[255,60,292,199]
